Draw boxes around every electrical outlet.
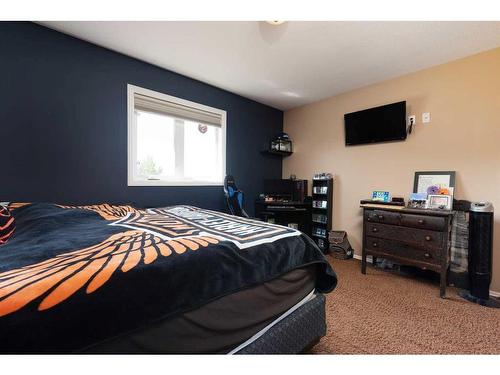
[422,112,431,123]
[408,115,416,126]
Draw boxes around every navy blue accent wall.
[0,22,283,215]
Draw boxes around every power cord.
[408,117,414,134]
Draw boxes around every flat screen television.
[344,101,407,146]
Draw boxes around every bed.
[0,202,337,353]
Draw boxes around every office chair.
[223,175,249,218]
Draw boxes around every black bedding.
[0,203,337,353]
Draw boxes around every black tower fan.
[459,202,499,308]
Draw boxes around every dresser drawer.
[366,222,443,249]
[365,209,400,225]
[365,236,441,266]
[400,213,446,231]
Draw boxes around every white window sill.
[128,179,224,187]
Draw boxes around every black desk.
[254,200,312,236]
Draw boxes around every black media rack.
[311,174,333,252]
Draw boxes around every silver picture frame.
[427,194,453,210]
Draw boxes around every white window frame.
[127,84,227,186]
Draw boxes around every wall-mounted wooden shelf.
[261,150,293,157]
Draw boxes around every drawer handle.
[372,227,379,233]
[425,235,432,241]
[418,219,425,224]
[378,215,384,220]
[424,253,431,259]
[372,242,378,247]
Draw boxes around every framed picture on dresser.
[413,171,456,194]
[427,194,453,210]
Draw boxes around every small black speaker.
[292,180,308,202]
[459,202,499,308]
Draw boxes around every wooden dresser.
[361,205,454,297]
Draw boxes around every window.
[127,84,226,186]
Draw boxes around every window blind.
[134,93,222,127]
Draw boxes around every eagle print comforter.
[0,203,337,353]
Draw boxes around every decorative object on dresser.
[311,173,333,252]
[413,171,456,195]
[371,190,390,202]
[411,171,456,210]
[427,194,453,210]
[361,205,454,297]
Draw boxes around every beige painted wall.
[283,47,500,293]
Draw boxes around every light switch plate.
[422,112,431,123]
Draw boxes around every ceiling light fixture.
[266,21,285,26]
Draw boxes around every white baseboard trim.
[350,254,500,298]
[490,290,500,298]
[353,254,373,263]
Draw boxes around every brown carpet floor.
[311,256,500,354]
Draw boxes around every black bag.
[328,231,354,259]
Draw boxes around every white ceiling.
[39,21,500,110]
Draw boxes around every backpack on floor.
[328,230,354,259]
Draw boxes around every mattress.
[82,266,316,353]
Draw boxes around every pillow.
[0,205,15,245]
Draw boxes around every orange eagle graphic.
[0,204,218,318]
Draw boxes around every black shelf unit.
[311,176,333,252]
